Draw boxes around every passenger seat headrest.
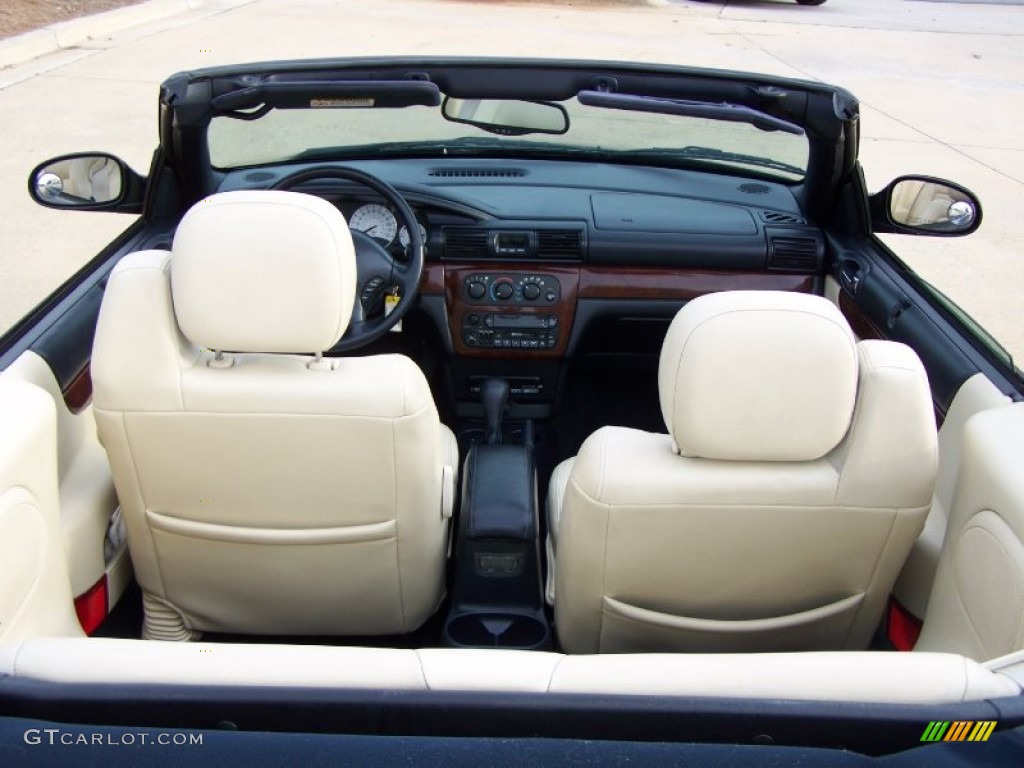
[658,291,859,462]
[170,191,356,354]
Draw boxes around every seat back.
[553,292,937,654]
[92,192,450,639]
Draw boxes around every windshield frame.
[206,93,811,182]
[160,56,858,226]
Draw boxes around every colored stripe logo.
[920,721,996,742]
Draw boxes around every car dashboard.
[218,157,822,420]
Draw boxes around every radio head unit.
[462,312,558,350]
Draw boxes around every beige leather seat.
[92,191,458,641]
[916,403,1024,661]
[547,291,937,654]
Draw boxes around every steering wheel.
[270,166,423,353]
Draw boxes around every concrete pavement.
[1,0,1022,359]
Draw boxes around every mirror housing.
[441,97,569,136]
[870,175,982,237]
[28,153,145,213]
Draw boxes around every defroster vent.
[429,168,527,179]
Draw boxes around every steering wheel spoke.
[270,166,424,352]
[351,230,395,278]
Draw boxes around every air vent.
[429,168,527,179]
[245,171,276,182]
[768,234,821,272]
[739,183,771,195]
[443,227,489,258]
[760,210,805,225]
[536,230,583,260]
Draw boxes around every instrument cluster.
[338,200,428,256]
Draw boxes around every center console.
[442,378,550,650]
[449,266,577,358]
[440,264,580,419]
[442,444,549,649]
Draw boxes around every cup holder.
[444,612,549,649]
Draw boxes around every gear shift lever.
[481,377,510,445]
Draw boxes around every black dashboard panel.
[590,192,758,235]
[218,156,823,418]
[219,157,823,273]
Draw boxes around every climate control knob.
[522,283,541,301]
[467,281,487,300]
[493,281,514,300]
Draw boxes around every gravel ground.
[0,0,145,40]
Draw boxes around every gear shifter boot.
[481,377,510,445]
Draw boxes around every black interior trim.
[1,678,1021,757]
[30,284,103,393]
[829,235,1022,414]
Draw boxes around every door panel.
[0,379,82,645]
[894,373,1011,618]
[917,403,1024,661]
[30,282,104,399]
[828,237,1019,418]
[0,352,127,608]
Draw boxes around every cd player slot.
[463,312,558,349]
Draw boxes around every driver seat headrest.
[170,191,356,354]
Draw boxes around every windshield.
[208,96,809,180]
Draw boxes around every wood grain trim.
[578,267,815,300]
[63,363,92,414]
[445,263,581,359]
[420,263,445,295]
[839,291,885,340]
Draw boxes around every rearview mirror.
[28,153,144,213]
[870,175,982,237]
[441,97,569,136]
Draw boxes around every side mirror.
[870,175,981,237]
[28,153,144,213]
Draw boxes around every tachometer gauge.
[348,204,397,245]
[399,222,428,249]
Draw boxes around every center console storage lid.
[462,445,536,541]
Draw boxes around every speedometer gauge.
[348,204,397,245]
[399,222,428,249]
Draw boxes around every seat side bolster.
[92,250,195,414]
[544,458,574,605]
[834,340,937,510]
